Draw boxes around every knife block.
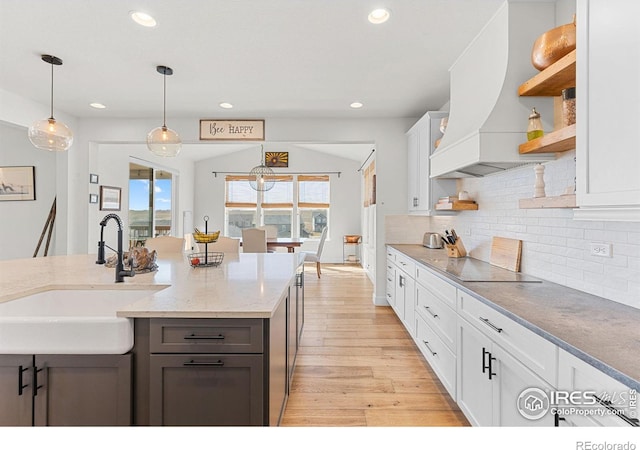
[445,238,467,258]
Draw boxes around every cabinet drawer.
[558,349,638,427]
[416,283,457,352]
[416,314,456,400]
[386,247,396,264]
[150,318,264,354]
[395,253,416,278]
[416,264,457,309]
[457,291,557,386]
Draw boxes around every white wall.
[386,150,640,310]
[0,122,58,260]
[193,145,361,263]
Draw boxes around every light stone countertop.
[388,244,640,392]
[0,253,304,319]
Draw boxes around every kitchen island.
[0,252,305,426]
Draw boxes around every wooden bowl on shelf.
[531,16,576,71]
[344,235,361,243]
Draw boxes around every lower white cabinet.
[416,313,456,399]
[457,317,554,426]
[557,349,639,427]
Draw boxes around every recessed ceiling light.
[89,102,106,109]
[130,11,157,27]
[350,102,364,109]
[368,8,390,24]
[219,102,233,109]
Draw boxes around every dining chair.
[144,236,185,255]
[206,236,240,254]
[241,228,267,253]
[302,226,327,278]
[257,225,278,239]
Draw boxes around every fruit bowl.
[193,229,220,244]
[189,252,224,268]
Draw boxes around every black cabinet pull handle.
[422,340,437,356]
[399,275,404,288]
[183,360,225,367]
[554,412,566,427]
[481,347,496,379]
[424,306,438,319]
[594,395,639,426]
[479,317,503,333]
[18,366,29,396]
[33,367,44,396]
[183,333,225,340]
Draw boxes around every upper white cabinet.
[406,111,456,214]
[575,0,640,221]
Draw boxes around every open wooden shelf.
[435,201,478,211]
[519,194,576,209]
[519,123,576,154]
[518,49,576,96]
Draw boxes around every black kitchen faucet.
[96,213,135,283]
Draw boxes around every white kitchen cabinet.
[457,317,555,427]
[406,112,456,214]
[388,249,416,336]
[557,349,639,427]
[575,0,640,221]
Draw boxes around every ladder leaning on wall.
[33,197,56,257]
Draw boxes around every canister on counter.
[562,87,576,126]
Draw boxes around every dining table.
[266,237,305,253]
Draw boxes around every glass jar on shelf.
[527,107,544,141]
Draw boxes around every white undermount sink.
[0,288,159,354]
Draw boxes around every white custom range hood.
[431,1,557,178]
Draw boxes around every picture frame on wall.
[265,152,288,167]
[89,193,98,204]
[99,185,121,211]
[0,166,36,201]
[90,173,99,184]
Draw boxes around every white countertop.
[0,253,304,319]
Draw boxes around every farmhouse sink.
[0,288,159,354]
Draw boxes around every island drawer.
[150,318,264,354]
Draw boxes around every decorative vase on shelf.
[531,15,576,71]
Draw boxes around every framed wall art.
[265,152,288,167]
[89,193,98,204]
[99,185,121,211]
[90,173,99,184]
[0,166,35,201]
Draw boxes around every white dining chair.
[241,228,267,253]
[144,236,185,255]
[301,226,327,278]
[206,236,240,254]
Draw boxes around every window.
[298,175,329,238]
[129,162,176,244]
[224,174,329,239]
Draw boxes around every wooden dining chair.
[206,236,240,254]
[144,236,185,255]
[241,228,267,253]
[302,226,328,278]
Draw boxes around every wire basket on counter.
[188,252,224,268]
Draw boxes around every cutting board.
[490,237,522,272]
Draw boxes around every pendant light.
[147,65,181,157]
[28,55,73,152]
[249,145,275,192]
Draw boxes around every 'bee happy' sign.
[199,119,264,141]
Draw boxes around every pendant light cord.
[162,70,167,128]
[49,62,54,120]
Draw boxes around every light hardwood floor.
[281,263,469,427]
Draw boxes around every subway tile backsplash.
[385,152,640,310]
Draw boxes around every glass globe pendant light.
[28,55,73,152]
[249,145,275,192]
[147,65,181,157]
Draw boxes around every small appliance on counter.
[422,232,444,249]
[442,229,467,258]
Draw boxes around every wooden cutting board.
[490,237,522,272]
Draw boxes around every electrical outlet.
[590,243,612,257]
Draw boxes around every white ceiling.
[0,0,512,161]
